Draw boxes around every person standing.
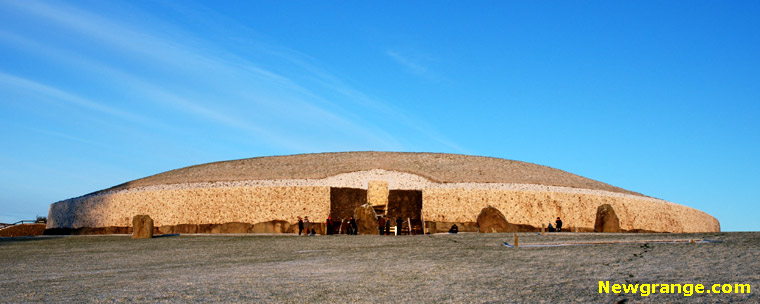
[304,216,311,236]
[395,217,403,236]
[384,217,391,235]
[349,216,357,235]
[326,216,334,235]
[556,217,563,232]
[297,216,304,235]
[378,215,386,235]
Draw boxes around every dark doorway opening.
[387,190,423,234]
[329,187,367,233]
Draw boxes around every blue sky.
[1,1,758,231]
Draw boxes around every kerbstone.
[354,204,379,235]
[594,204,621,233]
[476,206,509,233]
[131,215,153,239]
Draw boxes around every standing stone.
[132,215,153,239]
[367,180,389,207]
[594,204,621,233]
[354,204,379,235]
[476,206,510,233]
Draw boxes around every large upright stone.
[367,180,389,207]
[476,206,509,233]
[354,204,379,235]
[132,215,153,239]
[594,204,621,233]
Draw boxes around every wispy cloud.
[386,50,430,76]
[0,29,295,148]
[268,48,464,153]
[1,0,462,154]
[0,72,147,124]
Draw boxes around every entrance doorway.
[387,190,423,234]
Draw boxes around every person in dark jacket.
[449,224,459,234]
[395,217,403,235]
[326,216,334,235]
[297,216,304,235]
[349,216,357,235]
[385,217,391,235]
[556,217,563,232]
[378,216,386,235]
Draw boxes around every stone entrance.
[387,189,424,234]
[387,190,422,220]
[328,182,424,234]
[329,187,367,220]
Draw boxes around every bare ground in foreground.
[0,232,757,303]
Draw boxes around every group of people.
[377,215,404,235]
[547,217,563,232]
[298,215,413,236]
[298,215,359,236]
[297,216,316,236]
[300,216,564,235]
[326,216,358,235]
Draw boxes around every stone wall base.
[423,222,661,234]
[42,221,335,235]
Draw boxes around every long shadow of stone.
[153,234,180,238]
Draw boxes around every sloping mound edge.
[95,152,641,196]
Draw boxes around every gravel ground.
[1,232,757,303]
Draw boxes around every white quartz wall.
[47,170,719,232]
